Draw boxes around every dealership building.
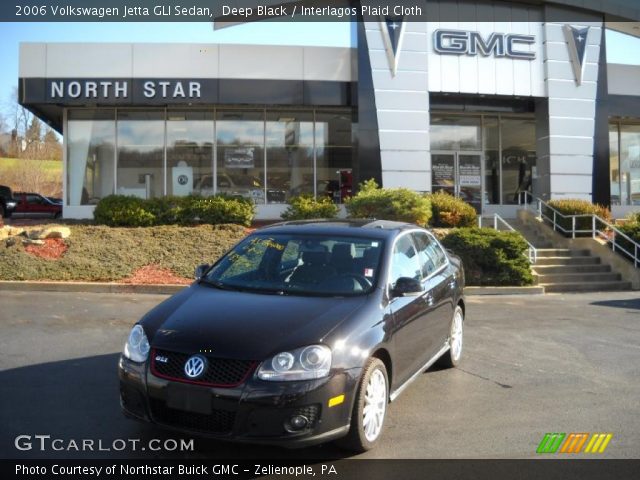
[17,0,640,219]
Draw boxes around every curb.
[465,286,545,295]
[0,281,187,295]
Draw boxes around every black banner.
[4,459,640,480]
[3,0,640,22]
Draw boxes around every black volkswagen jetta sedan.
[119,220,465,451]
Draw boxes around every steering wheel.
[336,273,373,290]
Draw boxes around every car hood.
[142,283,367,360]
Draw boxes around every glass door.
[431,151,483,213]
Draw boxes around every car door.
[412,231,455,351]
[388,233,437,386]
[24,194,46,218]
[12,194,27,218]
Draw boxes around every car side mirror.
[391,277,423,298]
[194,263,210,280]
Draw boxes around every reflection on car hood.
[142,283,366,360]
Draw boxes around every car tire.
[0,203,5,218]
[336,358,388,452]
[437,305,464,368]
[54,212,61,219]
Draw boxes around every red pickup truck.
[10,192,63,219]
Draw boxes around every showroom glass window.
[216,110,265,204]
[315,110,354,203]
[610,122,640,206]
[166,111,214,196]
[500,117,536,204]
[483,117,499,205]
[431,116,482,151]
[116,110,165,198]
[66,109,115,206]
[266,111,314,203]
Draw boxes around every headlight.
[258,345,332,381]
[6,201,16,209]
[123,324,150,363]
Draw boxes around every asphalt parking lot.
[1,290,639,459]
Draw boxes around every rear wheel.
[336,358,388,452]
[437,305,464,368]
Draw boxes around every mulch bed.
[121,265,192,285]
[23,238,68,260]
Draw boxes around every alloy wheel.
[362,368,387,442]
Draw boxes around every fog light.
[285,415,309,432]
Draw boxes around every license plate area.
[166,384,211,415]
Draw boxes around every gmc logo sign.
[434,29,536,60]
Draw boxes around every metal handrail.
[478,213,538,264]
[518,191,640,268]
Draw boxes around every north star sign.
[434,29,536,60]
[49,80,202,100]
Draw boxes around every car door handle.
[425,293,434,306]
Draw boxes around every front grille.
[151,349,256,387]
[149,399,235,434]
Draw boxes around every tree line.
[0,87,62,161]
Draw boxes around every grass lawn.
[0,157,62,174]
[0,224,247,282]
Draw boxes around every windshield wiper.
[199,278,241,291]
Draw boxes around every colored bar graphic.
[538,433,613,454]
[560,433,588,453]
[584,433,613,453]
[537,433,566,453]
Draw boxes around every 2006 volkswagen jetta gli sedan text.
[118,220,465,451]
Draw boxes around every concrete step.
[533,264,611,274]
[541,281,632,293]
[535,256,601,266]
[536,249,591,258]
[537,272,622,283]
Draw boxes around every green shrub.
[441,228,533,286]
[346,179,432,225]
[281,195,339,220]
[93,195,155,227]
[546,199,611,235]
[182,196,255,227]
[428,191,477,228]
[94,194,255,227]
[615,218,640,261]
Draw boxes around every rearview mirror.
[194,263,210,280]
[391,277,423,298]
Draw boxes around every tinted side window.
[389,234,422,287]
[26,195,43,205]
[412,232,447,278]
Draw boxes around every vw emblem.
[177,174,189,185]
[184,355,207,379]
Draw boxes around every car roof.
[256,219,423,239]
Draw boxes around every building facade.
[18,1,640,219]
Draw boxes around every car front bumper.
[118,355,361,448]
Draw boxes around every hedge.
[94,195,255,227]
[614,214,640,261]
[281,195,339,220]
[428,191,477,228]
[545,199,610,235]
[346,179,432,225]
[441,228,533,286]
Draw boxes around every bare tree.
[5,86,33,158]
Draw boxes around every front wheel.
[437,305,464,368]
[336,358,388,452]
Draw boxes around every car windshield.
[204,233,384,296]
